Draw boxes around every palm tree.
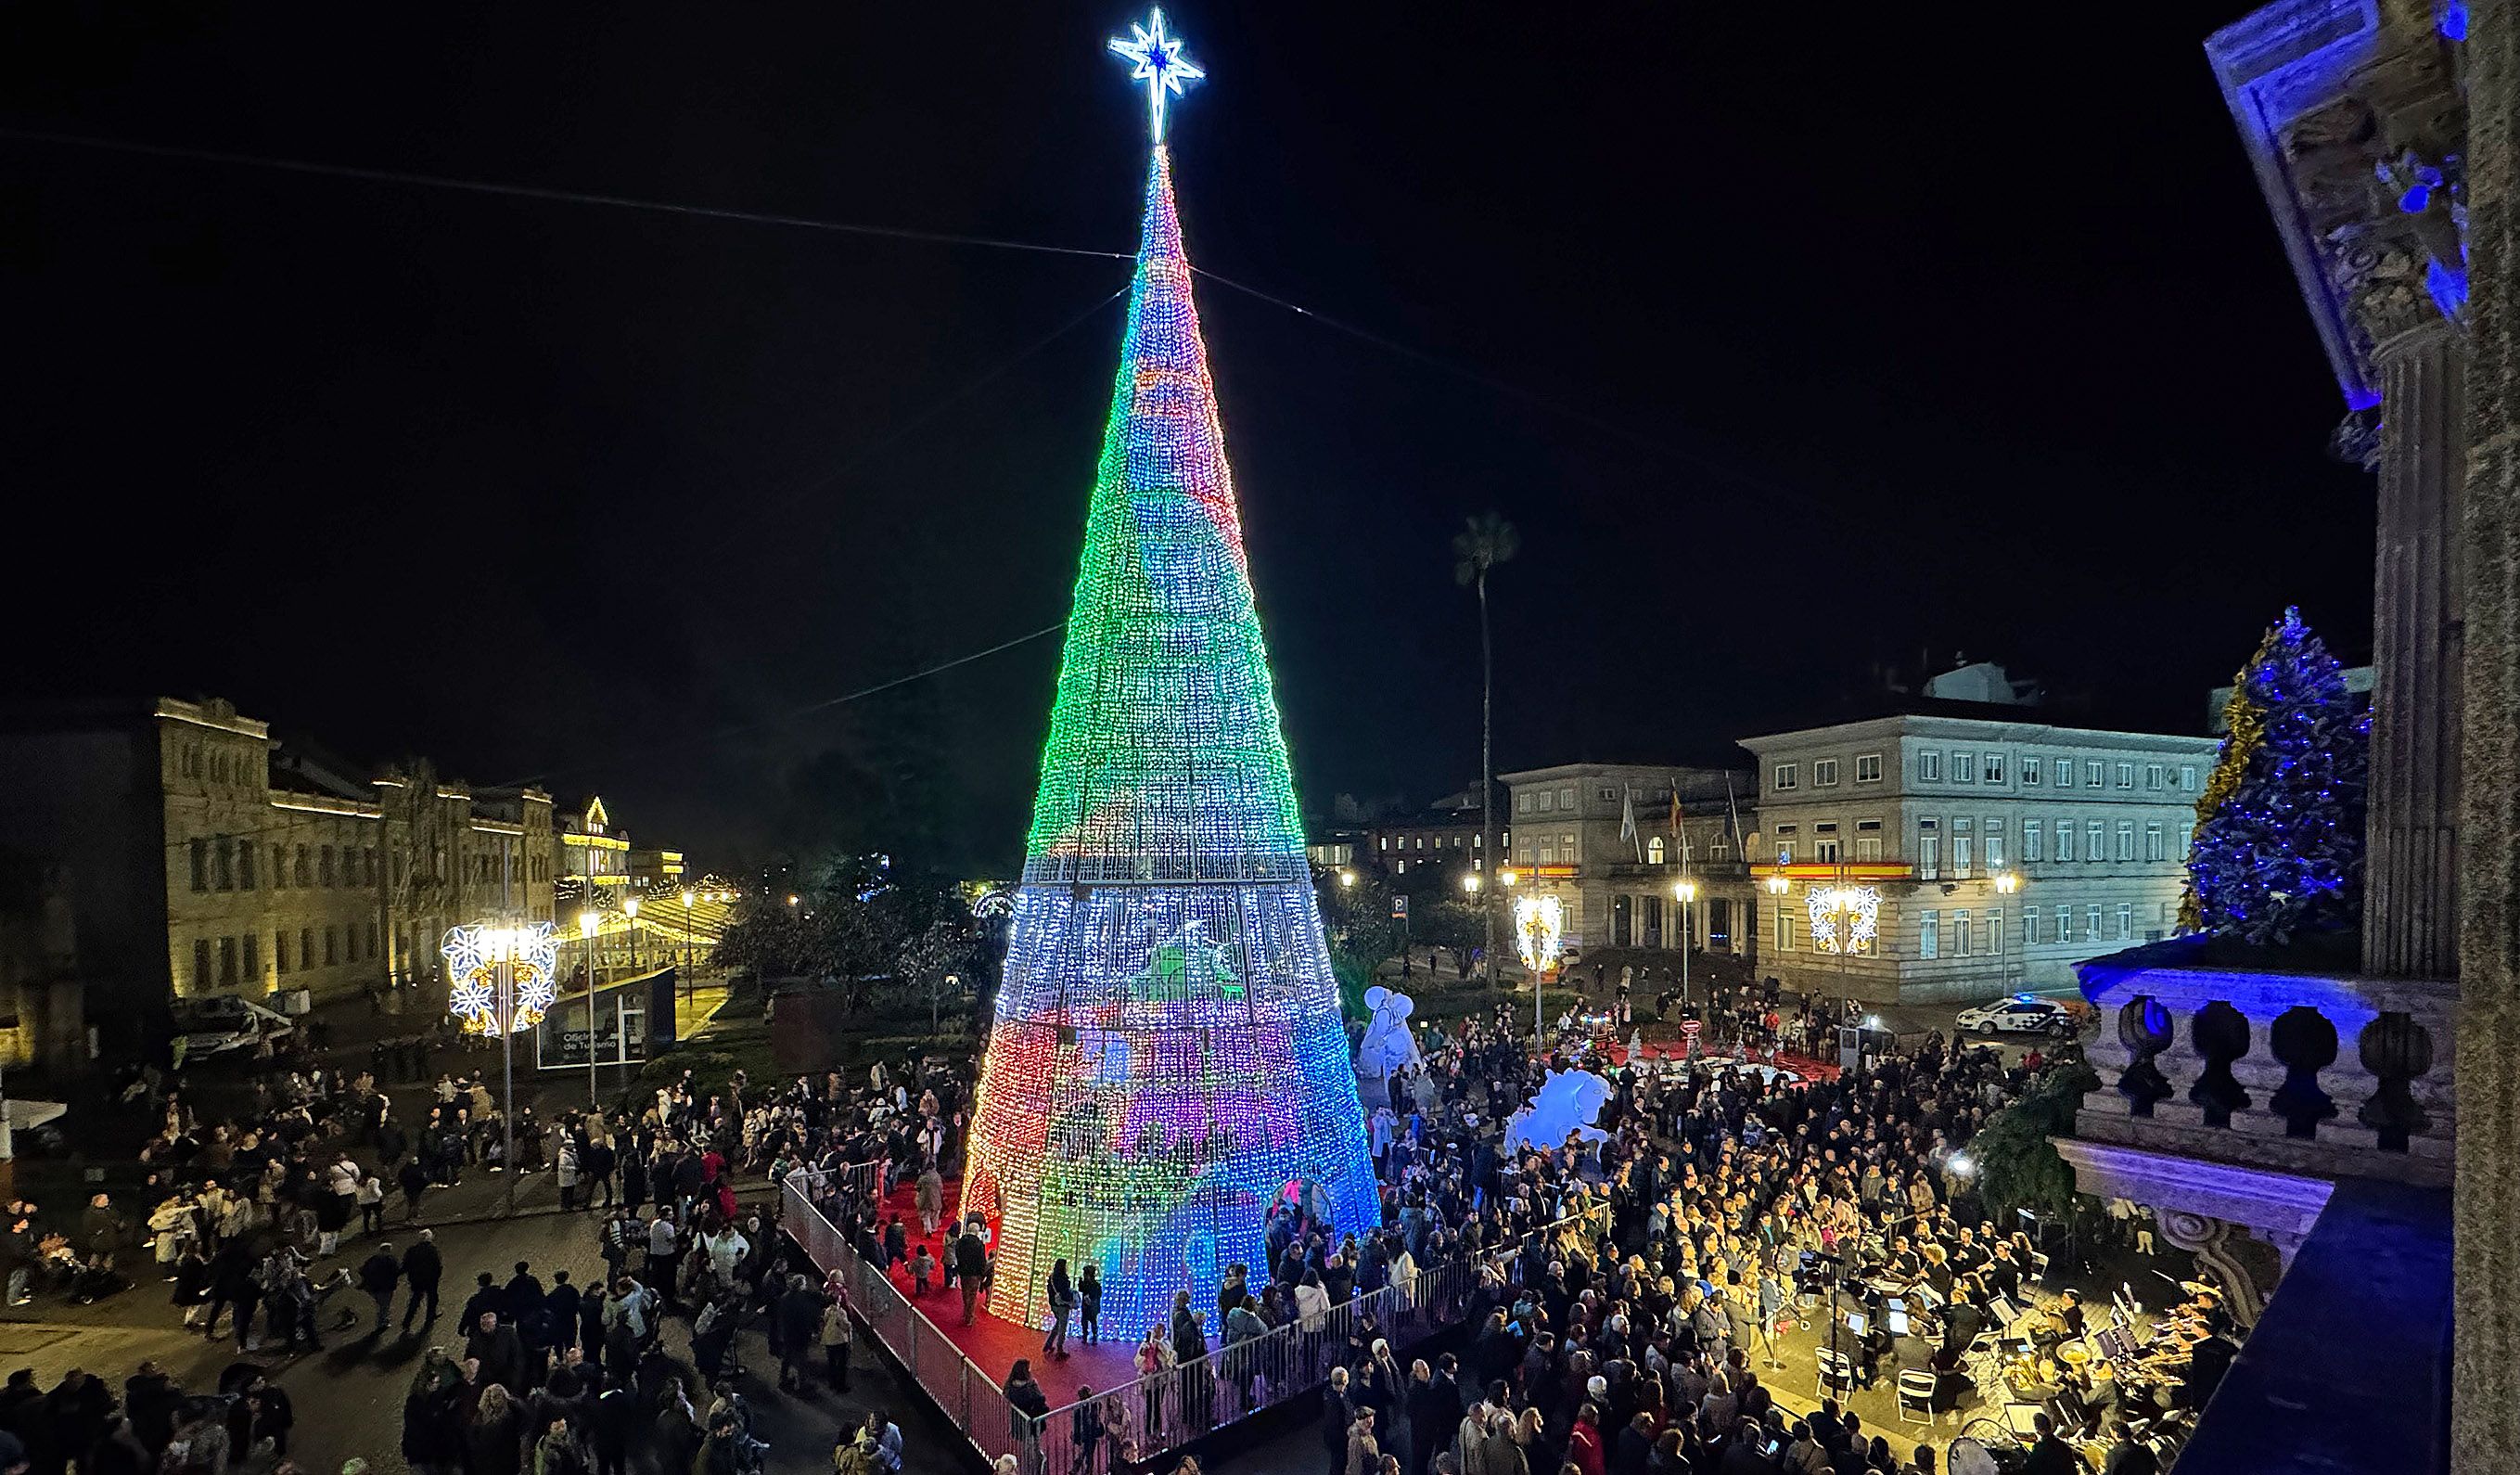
[1452,512,1519,989]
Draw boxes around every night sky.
[2,3,2373,875]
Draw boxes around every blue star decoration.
[1108,7,1205,143]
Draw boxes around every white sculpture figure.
[1357,986,1424,1081]
[1503,1068,1613,1154]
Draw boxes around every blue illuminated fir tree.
[2180,608,2370,946]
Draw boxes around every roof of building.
[1736,698,2220,750]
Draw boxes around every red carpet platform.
[865,1174,1147,1395]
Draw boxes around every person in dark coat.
[360,1244,403,1333]
[544,1271,582,1356]
[402,1231,444,1330]
[120,1364,180,1462]
[464,1273,507,1331]
[467,1312,529,1397]
[774,1275,825,1393]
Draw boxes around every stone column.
[2364,320,2467,978]
[2457,6,2520,1469]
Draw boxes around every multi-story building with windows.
[1362,785,1498,882]
[1739,712,2219,1003]
[1494,763,1755,959]
[0,696,563,1050]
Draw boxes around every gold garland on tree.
[2177,652,2271,932]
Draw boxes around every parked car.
[1954,994,2079,1037]
[170,993,295,1059]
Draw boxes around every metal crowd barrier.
[783,1166,1609,1475]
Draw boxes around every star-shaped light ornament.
[1108,8,1204,143]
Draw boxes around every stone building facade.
[1739,713,2218,1004]
[0,697,560,1049]
[1494,763,1755,961]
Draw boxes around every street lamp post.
[442,922,557,1217]
[1993,870,2023,995]
[624,895,641,975]
[682,889,697,998]
[578,908,600,1108]
[1674,879,1697,1019]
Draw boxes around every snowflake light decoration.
[1806,885,1881,955]
[441,922,559,1034]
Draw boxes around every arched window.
[1646,836,1665,866]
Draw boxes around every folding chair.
[1896,1368,1938,1426]
[1814,1348,1855,1399]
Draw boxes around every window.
[1990,906,2004,955]
[1984,819,2005,870]
[192,940,211,990]
[1920,750,1942,782]
[243,934,260,981]
[1774,763,1799,792]
[319,845,336,887]
[1953,752,1975,784]
[2144,823,2166,862]
[2054,908,2072,943]
[275,930,289,974]
[1517,792,1533,814]
[218,936,237,988]
[365,847,377,885]
[1953,910,1972,957]
[1855,752,1883,783]
[1984,753,2006,784]
[213,838,233,891]
[1560,831,1575,859]
[2054,758,2073,787]
[2086,821,2104,863]
[301,928,315,969]
[1379,836,1389,851]
[1917,822,1940,879]
[2023,759,2043,788]
[2116,904,2132,941]
[2180,764,2198,792]
[1598,786,1618,802]
[2086,760,2104,787]
[1395,856,1408,873]
[1918,910,1940,960]
[2145,763,2166,790]
[2115,762,2135,789]
[1813,822,1840,865]
[2020,905,2039,948]
[1855,819,1883,863]
[2054,819,2076,862]
[295,845,311,887]
[1952,831,1974,879]
[238,843,256,891]
[1646,836,1664,865]
[1557,786,1576,810]
[188,839,209,892]
[1537,790,1554,813]
[325,928,339,965]
[2176,824,2193,858]
[271,844,287,890]
[2088,904,2104,940]
[2024,820,2043,863]
[1773,902,1795,952]
[1813,759,1840,787]
[2116,821,2135,862]
[1710,835,1731,860]
[1415,836,1426,849]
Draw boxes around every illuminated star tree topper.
[1108,7,1204,143]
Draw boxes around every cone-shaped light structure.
[961,146,1377,1338]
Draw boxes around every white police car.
[1954,994,2078,1036]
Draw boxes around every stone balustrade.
[2073,941,2454,1186]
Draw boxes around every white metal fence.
[782,1166,1609,1475]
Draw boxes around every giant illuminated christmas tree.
[960,11,1378,1339]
